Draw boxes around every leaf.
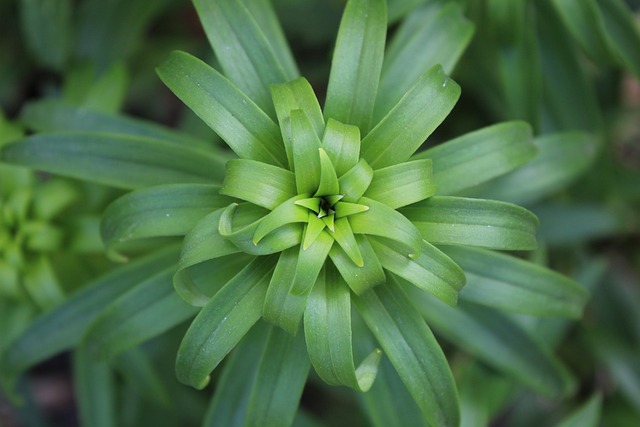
[290,231,333,295]
[471,132,597,205]
[338,159,374,203]
[21,100,212,149]
[401,196,539,250]
[20,0,71,70]
[556,393,603,427]
[370,237,465,306]
[305,265,381,391]
[324,0,387,134]
[254,195,309,244]
[414,121,535,196]
[220,159,296,210]
[354,277,460,427]
[175,256,275,389]
[113,347,170,405]
[364,159,436,209]
[386,0,429,23]
[321,119,361,177]
[101,184,233,251]
[157,51,287,167]
[442,245,589,318]
[315,148,340,197]
[597,0,640,80]
[22,256,65,310]
[375,2,474,120]
[202,323,270,427]
[0,132,224,189]
[329,218,363,267]
[83,267,197,360]
[193,0,298,116]
[219,203,303,255]
[291,109,322,194]
[407,286,575,397]
[0,246,180,386]
[73,344,116,427]
[361,65,460,168]
[271,77,324,168]
[348,197,423,256]
[245,327,310,427]
[329,235,386,295]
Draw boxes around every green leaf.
[83,267,196,360]
[271,77,324,168]
[254,195,310,244]
[157,51,287,167]
[245,327,310,427]
[305,265,381,391]
[370,237,465,306]
[349,197,423,256]
[219,203,302,255]
[364,159,436,209]
[291,231,333,295]
[73,344,116,427]
[79,62,129,114]
[471,132,597,205]
[321,119,361,177]
[22,256,64,310]
[441,245,589,318]
[221,159,296,210]
[329,235,386,295]
[1,246,180,387]
[361,65,460,168]
[324,0,387,134]
[291,109,322,194]
[375,2,474,121]
[193,0,298,116]
[386,0,429,23]
[556,393,603,427]
[329,218,363,267]
[20,0,71,70]
[0,132,223,189]
[338,158,374,203]
[597,0,640,80]
[408,287,574,397]
[401,196,539,250]
[414,121,535,196]
[101,184,233,251]
[315,148,340,197]
[550,0,618,65]
[263,248,310,334]
[21,100,212,149]
[113,348,170,406]
[202,323,270,427]
[354,277,460,427]
[176,256,275,389]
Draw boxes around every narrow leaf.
[74,344,116,427]
[193,0,298,116]
[324,0,387,134]
[291,231,333,295]
[441,245,589,318]
[556,393,602,427]
[176,256,275,389]
[370,237,465,306]
[597,0,640,80]
[330,235,386,295]
[354,277,460,427]
[321,119,361,177]
[329,217,363,267]
[157,51,287,167]
[253,195,309,244]
[0,132,224,189]
[364,159,436,209]
[361,65,460,168]
[401,196,539,250]
[338,158,374,202]
[414,121,535,196]
[315,148,340,196]
[221,159,296,210]
[291,109,322,194]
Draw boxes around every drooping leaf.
[175,256,275,389]
[361,65,460,168]
[157,51,287,167]
[354,277,460,427]
[305,265,381,391]
[401,196,539,250]
[0,132,224,189]
[324,0,387,134]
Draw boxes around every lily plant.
[0,1,590,426]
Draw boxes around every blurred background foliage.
[1,0,639,426]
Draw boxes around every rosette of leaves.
[0,1,591,426]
